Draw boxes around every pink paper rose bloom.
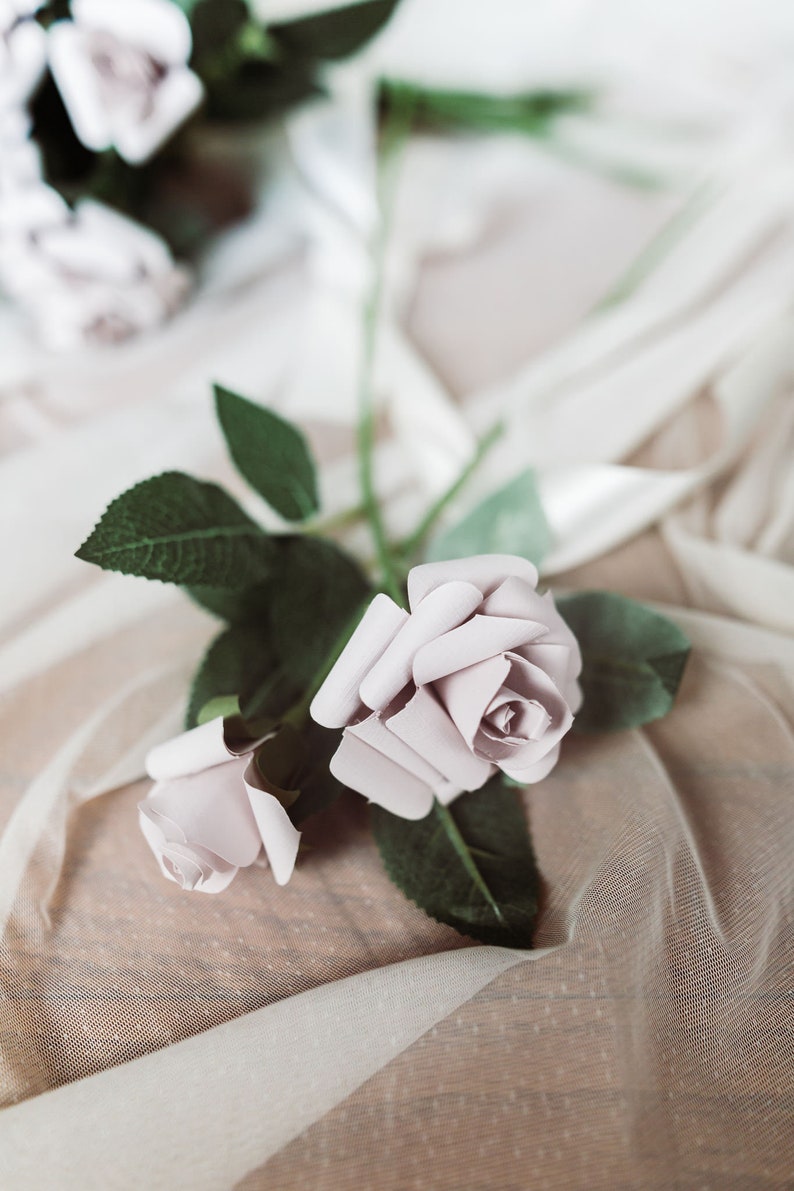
[0,0,47,112]
[0,196,190,348]
[48,0,203,164]
[311,555,582,820]
[139,717,300,893]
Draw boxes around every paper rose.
[140,717,301,893]
[48,0,203,164]
[0,197,190,348]
[0,109,42,193]
[311,555,582,820]
[0,1,46,112]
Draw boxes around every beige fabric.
[1,15,794,1185]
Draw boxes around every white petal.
[359,581,482,712]
[329,731,434,820]
[48,24,110,152]
[0,184,68,237]
[73,0,192,62]
[386,687,494,792]
[479,576,545,620]
[501,744,562,786]
[434,654,510,748]
[0,19,46,106]
[407,555,539,610]
[74,200,173,274]
[113,67,204,164]
[310,593,408,728]
[348,709,455,801]
[145,717,230,780]
[243,760,301,887]
[141,757,262,868]
[413,614,546,686]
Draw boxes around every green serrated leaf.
[76,472,274,587]
[186,620,278,729]
[372,780,539,947]
[557,591,691,733]
[239,660,303,724]
[189,0,249,63]
[214,386,319,522]
[269,0,401,61]
[201,59,320,121]
[428,468,551,567]
[269,536,371,685]
[255,720,345,824]
[185,582,274,623]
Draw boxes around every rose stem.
[304,502,368,538]
[357,87,415,607]
[395,418,505,561]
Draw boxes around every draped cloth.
[0,4,793,1185]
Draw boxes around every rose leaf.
[186,620,281,729]
[255,721,347,825]
[268,536,371,686]
[76,472,274,587]
[185,581,275,623]
[371,780,540,948]
[214,385,319,522]
[557,591,691,732]
[427,468,551,568]
[269,0,402,62]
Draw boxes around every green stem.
[358,90,415,607]
[434,803,506,925]
[593,178,716,310]
[304,502,368,538]
[396,420,505,560]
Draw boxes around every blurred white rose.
[0,108,42,192]
[0,0,46,111]
[0,196,191,348]
[48,0,204,164]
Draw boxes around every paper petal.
[145,717,230,781]
[138,813,239,894]
[434,655,511,749]
[348,711,457,802]
[479,576,545,621]
[113,67,204,164]
[518,641,579,705]
[480,655,573,768]
[359,582,482,712]
[0,19,46,108]
[75,201,173,275]
[74,0,192,62]
[412,614,546,686]
[386,687,494,792]
[141,757,262,867]
[0,185,68,237]
[243,761,301,887]
[311,594,408,729]
[48,24,110,153]
[329,732,434,820]
[501,743,562,786]
[407,555,539,609]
